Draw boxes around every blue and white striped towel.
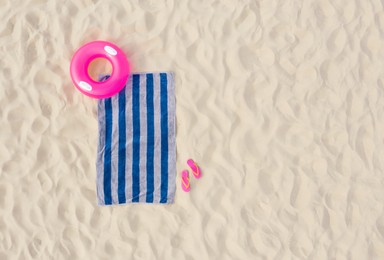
[96,72,176,205]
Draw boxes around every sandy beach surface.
[1,0,384,259]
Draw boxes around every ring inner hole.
[87,58,113,82]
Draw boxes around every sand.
[1,0,384,259]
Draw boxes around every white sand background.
[1,0,384,259]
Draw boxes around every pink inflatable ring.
[70,41,130,99]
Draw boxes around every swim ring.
[70,41,130,99]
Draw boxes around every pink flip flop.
[187,159,202,179]
[181,170,190,192]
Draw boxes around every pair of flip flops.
[181,159,201,192]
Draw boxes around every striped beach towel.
[96,72,176,205]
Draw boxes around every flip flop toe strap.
[182,177,190,188]
[192,162,200,177]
